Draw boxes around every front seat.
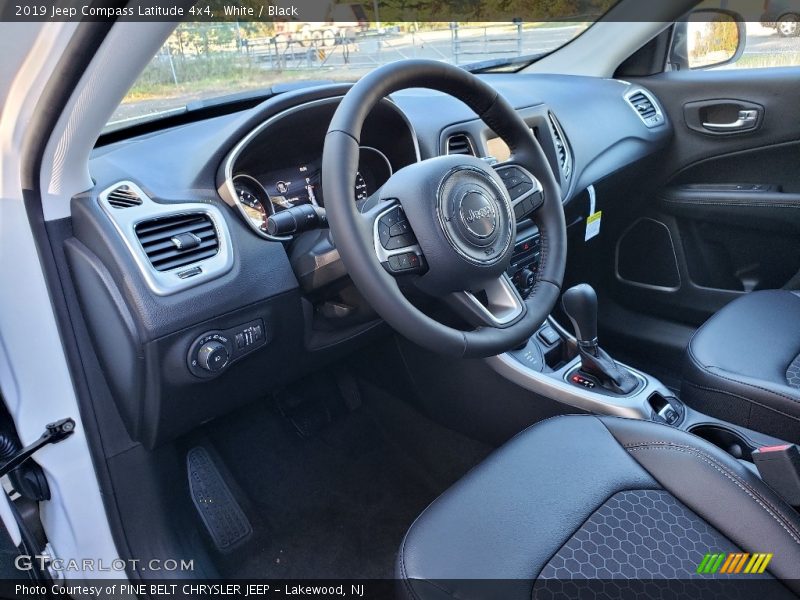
[397,415,800,600]
[681,290,800,443]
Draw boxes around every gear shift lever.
[561,284,599,353]
[562,284,638,394]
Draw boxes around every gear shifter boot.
[578,345,638,394]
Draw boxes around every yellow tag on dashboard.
[585,211,602,242]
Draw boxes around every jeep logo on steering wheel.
[459,191,497,239]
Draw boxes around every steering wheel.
[322,60,566,358]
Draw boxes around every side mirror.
[670,8,746,71]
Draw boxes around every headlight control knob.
[197,340,229,372]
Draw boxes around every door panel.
[616,68,800,326]
[636,67,800,177]
[576,68,800,377]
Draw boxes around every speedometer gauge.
[354,146,393,207]
[232,174,272,233]
[354,172,368,202]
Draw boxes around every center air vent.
[135,213,219,272]
[446,133,475,156]
[106,185,143,209]
[626,90,664,128]
[547,112,572,181]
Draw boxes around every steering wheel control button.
[384,252,426,274]
[509,181,533,200]
[378,223,391,246]
[379,207,418,251]
[495,165,543,220]
[379,207,403,228]
[389,221,410,236]
[385,234,416,250]
[188,319,267,378]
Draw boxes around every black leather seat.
[397,415,800,600]
[682,290,800,443]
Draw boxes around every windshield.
[108,17,607,131]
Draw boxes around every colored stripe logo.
[697,553,773,574]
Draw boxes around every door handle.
[702,109,759,132]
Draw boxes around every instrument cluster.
[232,146,393,237]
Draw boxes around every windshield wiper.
[463,53,547,74]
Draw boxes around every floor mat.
[201,378,491,579]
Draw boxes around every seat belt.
[752,444,800,509]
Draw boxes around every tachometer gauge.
[232,174,272,233]
[354,171,369,202]
[239,188,266,223]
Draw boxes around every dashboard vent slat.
[446,133,475,156]
[625,89,663,128]
[627,91,657,119]
[106,185,143,209]
[547,112,572,181]
[135,213,219,272]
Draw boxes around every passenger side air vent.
[106,184,143,209]
[547,112,571,181]
[135,213,219,272]
[628,92,656,118]
[625,89,664,128]
[446,133,475,156]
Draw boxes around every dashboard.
[73,73,671,447]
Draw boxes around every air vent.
[135,213,219,272]
[106,185,143,209]
[628,92,656,118]
[547,112,571,181]
[446,133,475,156]
[625,90,663,128]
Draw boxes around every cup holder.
[689,424,758,461]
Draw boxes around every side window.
[669,1,800,71]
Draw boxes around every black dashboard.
[69,73,671,447]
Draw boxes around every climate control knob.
[197,341,229,372]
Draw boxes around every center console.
[488,319,682,423]
[486,282,795,476]
[489,282,684,424]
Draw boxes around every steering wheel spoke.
[446,274,527,329]
[363,199,427,276]
[492,163,544,221]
